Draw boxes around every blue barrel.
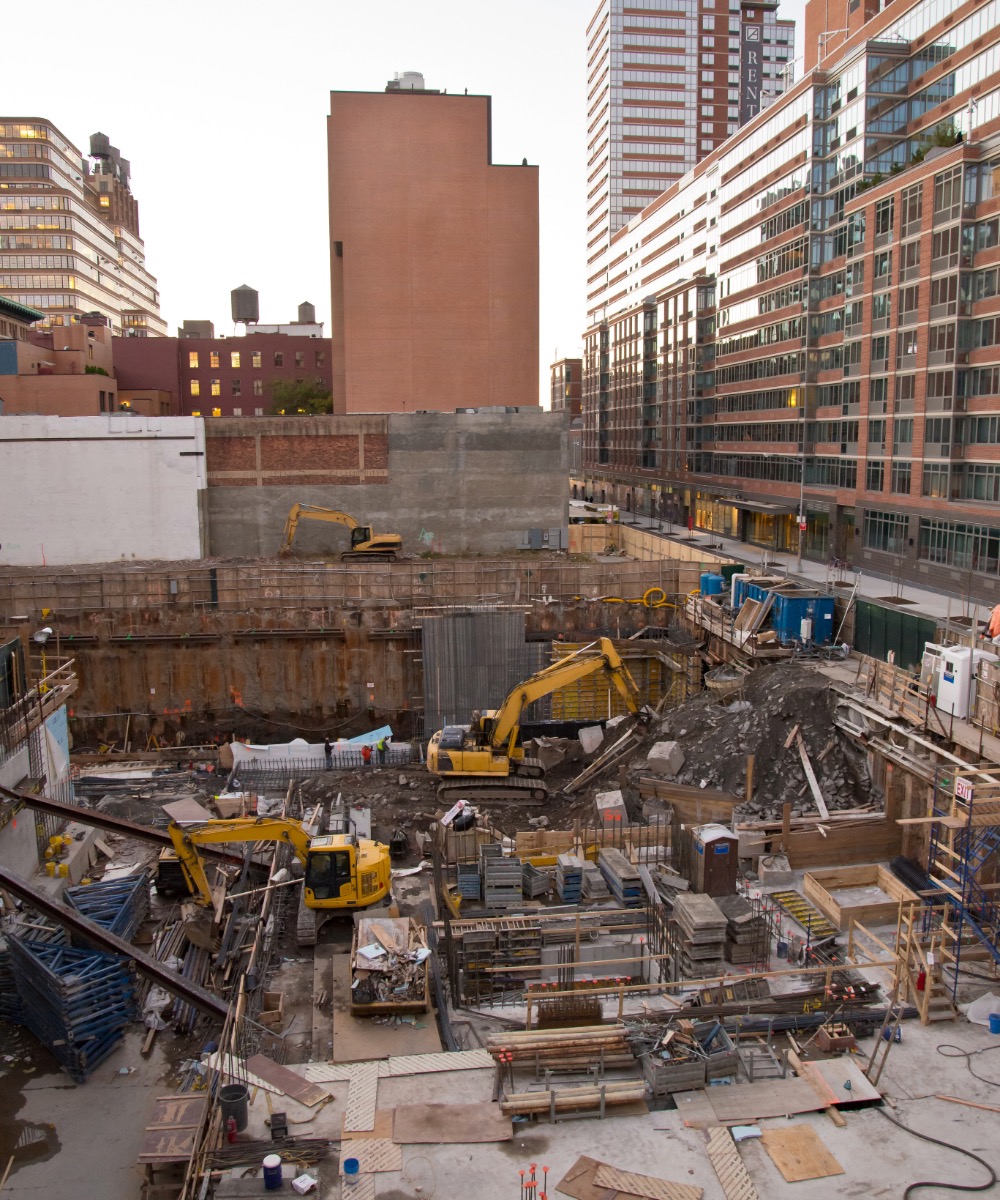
[263,1154,283,1190]
[700,572,725,596]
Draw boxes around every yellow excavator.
[279,504,402,561]
[166,815,392,946]
[426,637,650,803]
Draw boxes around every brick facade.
[205,416,388,488]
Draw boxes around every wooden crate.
[642,1052,705,1095]
[803,864,918,928]
[258,991,284,1029]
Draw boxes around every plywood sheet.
[555,1156,617,1200]
[338,1138,402,1174]
[705,1127,759,1200]
[592,1163,702,1200]
[796,1056,882,1107]
[137,1095,208,1164]
[244,1054,331,1107]
[305,1048,492,1083]
[392,1102,512,1143]
[761,1125,844,1182]
[703,1078,828,1124]
[342,1109,394,1141]
[344,1060,381,1132]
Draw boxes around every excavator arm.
[168,817,313,907]
[280,504,359,555]
[486,637,644,754]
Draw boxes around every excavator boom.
[279,504,401,560]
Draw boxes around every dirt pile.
[644,663,877,822]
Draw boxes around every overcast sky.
[5,0,807,404]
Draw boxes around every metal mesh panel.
[421,611,531,734]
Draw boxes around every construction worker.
[324,738,332,769]
[361,743,372,769]
[988,601,1000,644]
[376,736,387,767]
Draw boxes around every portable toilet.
[937,647,999,718]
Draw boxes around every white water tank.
[398,71,425,91]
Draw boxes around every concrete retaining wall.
[205,410,569,557]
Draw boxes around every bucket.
[218,1083,250,1133]
[343,1156,360,1186]
[989,1013,1000,1035]
[776,940,788,960]
[262,1154,283,1190]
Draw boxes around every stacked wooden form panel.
[672,893,727,978]
[598,847,643,906]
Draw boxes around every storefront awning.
[730,500,798,515]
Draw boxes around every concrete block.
[757,853,794,884]
[578,726,604,756]
[645,740,686,778]
[595,789,627,827]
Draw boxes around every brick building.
[550,358,583,417]
[327,74,539,413]
[580,0,1000,603]
[114,331,333,417]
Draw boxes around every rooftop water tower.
[231,284,259,330]
[298,301,316,324]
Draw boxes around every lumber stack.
[500,1078,647,1116]
[487,1024,634,1071]
[716,893,769,965]
[65,871,151,942]
[598,847,643,906]
[672,892,727,977]
[9,939,137,1081]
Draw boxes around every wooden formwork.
[803,865,918,929]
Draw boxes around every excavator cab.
[350,526,374,548]
[304,845,355,901]
[302,834,391,910]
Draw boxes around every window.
[933,166,962,223]
[252,350,262,369]
[866,460,884,491]
[253,379,263,397]
[898,285,920,325]
[928,323,955,360]
[232,379,241,396]
[295,351,305,368]
[958,464,1000,503]
[869,378,888,411]
[872,294,891,325]
[897,329,918,364]
[920,518,1000,575]
[900,240,920,279]
[190,379,200,396]
[874,250,891,285]
[212,407,222,418]
[230,351,240,368]
[927,371,955,408]
[923,464,950,498]
[932,227,960,268]
[874,197,894,239]
[930,276,957,317]
[254,407,264,416]
[232,407,242,417]
[191,410,201,417]
[900,183,922,237]
[890,461,911,494]
[211,378,221,397]
[871,335,890,367]
[869,419,887,450]
[274,351,283,367]
[209,351,220,369]
[315,350,325,367]
[895,374,915,412]
[864,509,908,553]
[893,418,913,451]
[188,351,199,369]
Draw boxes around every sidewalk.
[616,512,992,633]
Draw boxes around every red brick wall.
[205,416,388,487]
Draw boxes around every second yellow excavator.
[279,504,402,561]
[426,637,651,802]
[166,814,392,946]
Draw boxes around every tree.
[270,377,333,415]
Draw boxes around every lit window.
[230,351,240,368]
[99,196,110,208]
[211,379,221,397]
[191,409,201,416]
[295,351,305,367]
[252,350,262,369]
[232,378,241,396]
[190,379,200,396]
[274,352,283,367]
[212,407,222,417]
[253,379,263,396]
[210,351,220,368]
[188,351,199,368]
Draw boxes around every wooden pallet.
[706,1127,759,1200]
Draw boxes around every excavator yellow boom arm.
[280,504,360,555]
[168,817,313,907]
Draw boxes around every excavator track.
[296,889,318,947]
[437,775,549,804]
[341,551,397,563]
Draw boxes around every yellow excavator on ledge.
[426,637,651,803]
[166,816,392,946]
[279,504,403,561]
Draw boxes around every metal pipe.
[0,863,228,1020]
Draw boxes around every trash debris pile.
[350,915,431,1009]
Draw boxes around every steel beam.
[0,863,229,1020]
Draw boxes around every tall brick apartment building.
[580,0,1000,603]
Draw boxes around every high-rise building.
[580,0,1000,604]
[585,0,794,325]
[327,74,539,414]
[0,120,166,337]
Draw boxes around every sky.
[4,0,808,404]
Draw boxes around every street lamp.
[33,627,53,692]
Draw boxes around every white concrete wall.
[0,415,206,565]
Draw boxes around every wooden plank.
[705,1127,759,1200]
[761,1125,844,1182]
[592,1163,702,1200]
[796,1056,882,1107]
[796,733,829,821]
[343,1060,381,1132]
[701,1077,829,1123]
[342,1109,394,1141]
[783,724,801,750]
[243,1054,332,1108]
[556,1156,617,1200]
[392,1102,512,1143]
